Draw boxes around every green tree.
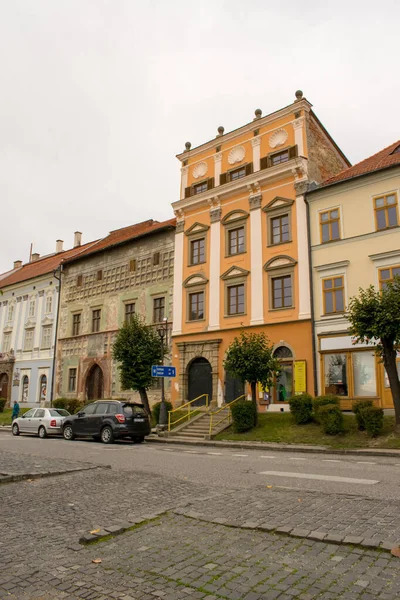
[223,331,281,426]
[347,278,400,429]
[112,314,163,416]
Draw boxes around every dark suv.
[62,400,151,444]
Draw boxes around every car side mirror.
[78,412,85,417]
[21,414,25,418]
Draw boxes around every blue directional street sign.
[151,365,176,378]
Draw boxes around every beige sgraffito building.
[307,140,400,409]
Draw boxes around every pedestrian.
[11,400,20,421]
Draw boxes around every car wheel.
[100,425,114,444]
[12,423,20,436]
[38,426,47,439]
[63,424,75,441]
[131,436,145,444]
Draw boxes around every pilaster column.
[0,303,6,346]
[172,215,185,335]
[293,117,305,156]
[249,193,264,325]
[208,201,221,331]
[295,181,311,319]
[214,152,222,186]
[180,166,189,200]
[33,292,44,350]
[13,298,24,351]
[251,136,261,172]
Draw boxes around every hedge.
[0,398,6,413]
[318,403,343,435]
[362,405,384,437]
[313,395,340,423]
[288,393,313,424]
[152,401,173,425]
[352,400,374,431]
[231,400,255,433]
[53,398,83,414]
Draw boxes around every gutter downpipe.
[50,264,63,407]
[304,193,318,397]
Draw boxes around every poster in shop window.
[294,360,307,395]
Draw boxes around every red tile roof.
[320,140,400,188]
[0,240,99,289]
[62,218,176,264]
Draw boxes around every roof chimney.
[56,240,64,253]
[31,253,40,262]
[13,260,22,269]
[74,231,82,248]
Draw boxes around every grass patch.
[0,408,30,426]
[215,412,400,449]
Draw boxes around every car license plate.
[134,418,145,422]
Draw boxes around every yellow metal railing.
[168,394,209,432]
[209,395,246,436]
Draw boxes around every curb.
[146,435,400,458]
[0,465,110,485]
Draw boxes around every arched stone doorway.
[188,358,212,406]
[273,346,294,402]
[0,373,9,401]
[86,364,104,400]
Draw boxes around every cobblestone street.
[2,438,400,598]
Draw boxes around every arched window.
[21,375,29,403]
[273,346,293,359]
[40,375,47,403]
[273,346,293,402]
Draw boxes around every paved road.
[2,430,400,599]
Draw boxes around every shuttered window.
[260,146,298,170]
[184,177,214,198]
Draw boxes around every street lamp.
[157,317,168,429]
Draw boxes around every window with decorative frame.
[271,275,293,309]
[41,326,52,349]
[45,295,53,314]
[263,197,293,247]
[190,238,205,265]
[7,304,14,321]
[72,313,81,336]
[220,163,253,185]
[24,329,34,351]
[125,302,136,323]
[270,214,290,245]
[264,255,297,312]
[374,193,398,230]
[222,210,249,257]
[228,227,245,255]
[322,276,345,314]
[153,297,165,323]
[379,265,400,289]
[188,291,204,321]
[68,368,77,392]
[2,332,11,353]
[28,300,35,317]
[227,284,245,315]
[319,208,341,243]
[92,309,101,333]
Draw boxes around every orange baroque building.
[171,91,350,411]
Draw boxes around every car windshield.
[123,404,146,416]
[50,409,70,417]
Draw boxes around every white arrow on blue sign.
[151,365,176,378]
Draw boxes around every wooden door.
[0,373,8,401]
[188,358,212,406]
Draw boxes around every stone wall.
[306,114,349,183]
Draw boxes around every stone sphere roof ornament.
[217,126,225,136]
[254,108,262,119]
[185,141,191,151]
[295,90,303,101]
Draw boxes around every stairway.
[168,406,231,441]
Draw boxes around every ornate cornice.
[264,255,297,271]
[176,220,185,234]
[214,152,223,163]
[251,136,261,148]
[249,194,262,211]
[210,208,222,223]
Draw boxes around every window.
[188,292,204,321]
[41,326,52,349]
[324,353,348,396]
[97,270,103,281]
[323,276,344,314]
[272,276,292,309]
[270,215,290,245]
[21,375,29,402]
[129,259,136,272]
[271,150,289,165]
[125,303,135,323]
[92,309,101,333]
[190,238,205,265]
[39,375,47,403]
[374,193,398,230]
[72,313,81,336]
[153,252,160,266]
[153,297,165,323]
[320,209,340,243]
[3,333,11,353]
[379,265,400,289]
[28,300,35,317]
[24,329,34,351]
[68,368,77,392]
[95,402,108,415]
[227,284,245,315]
[82,404,96,415]
[76,275,83,287]
[35,409,45,418]
[229,167,246,181]
[193,181,208,194]
[7,304,14,321]
[353,352,376,397]
[228,227,245,255]
[45,295,53,314]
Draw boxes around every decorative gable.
[264,255,297,271]
[41,316,54,326]
[24,318,36,329]
[221,266,250,280]
[184,222,210,236]
[183,273,209,288]
[221,210,249,225]
[262,197,294,213]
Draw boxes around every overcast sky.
[1,0,399,273]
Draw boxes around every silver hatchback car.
[12,407,70,438]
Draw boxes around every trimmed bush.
[152,401,173,425]
[0,398,6,413]
[313,395,340,423]
[319,403,343,435]
[288,393,313,424]
[53,398,83,414]
[352,400,374,431]
[362,405,384,437]
[231,400,255,433]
